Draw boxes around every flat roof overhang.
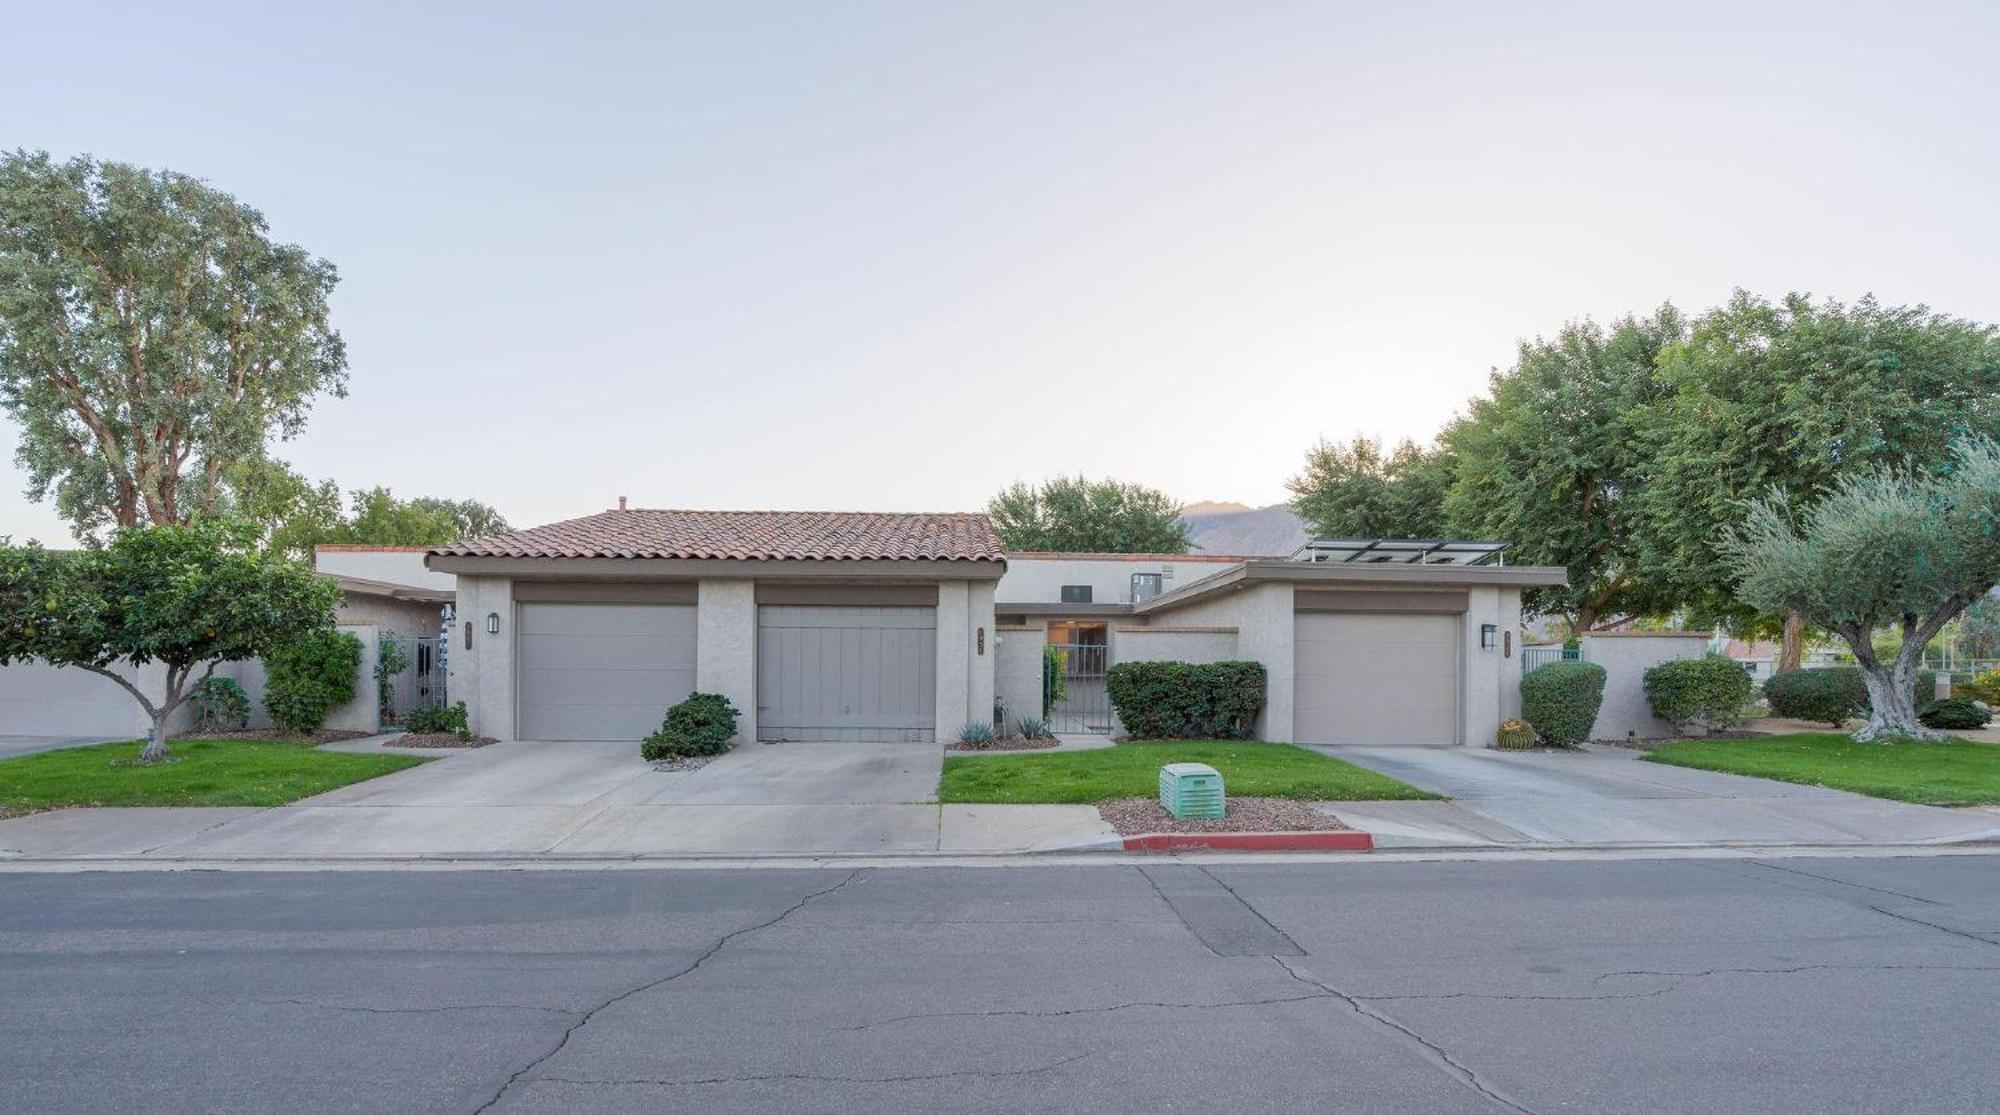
[1135,559,1569,616]
[992,602,1135,618]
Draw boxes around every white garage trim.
[1293,611,1462,745]
[516,602,698,741]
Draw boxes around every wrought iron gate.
[1045,640,1112,734]
[378,632,449,724]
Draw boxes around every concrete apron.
[0,739,1119,861]
[1316,744,2000,849]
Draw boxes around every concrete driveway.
[0,739,1115,860]
[1320,744,2000,848]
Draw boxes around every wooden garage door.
[757,605,936,742]
[517,603,697,740]
[1294,612,1460,745]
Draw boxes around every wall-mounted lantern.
[486,612,501,635]
[1480,623,1499,650]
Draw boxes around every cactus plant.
[1496,718,1537,750]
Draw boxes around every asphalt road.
[4,855,2000,1113]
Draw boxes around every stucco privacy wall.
[1144,582,1296,740]
[0,640,350,739]
[1114,627,1240,665]
[995,626,1044,728]
[321,624,383,735]
[696,579,757,744]
[1579,632,1709,740]
[314,547,456,593]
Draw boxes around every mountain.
[1180,501,1310,557]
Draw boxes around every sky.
[3,1,1998,545]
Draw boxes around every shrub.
[262,630,362,734]
[1918,698,1992,730]
[1041,646,1068,714]
[956,722,997,748]
[641,692,740,761]
[1956,669,2000,705]
[1495,718,1536,750]
[375,633,409,718]
[405,701,468,737]
[1642,655,1754,735]
[1105,660,1267,739]
[1519,660,1606,747]
[1014,716,1053,741]
[1762,666,1939,726]
[189,676,250,733]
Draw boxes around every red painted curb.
[1120,830,1374,853]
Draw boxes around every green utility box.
[1158,762,1225,819]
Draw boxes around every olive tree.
[1722,438,2000,741]
[0,520,342,762]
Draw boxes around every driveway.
[1320,745,2000,847]
[0,740,1115,860]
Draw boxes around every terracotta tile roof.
[431,509,1006,563]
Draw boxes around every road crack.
[1275,957,1537,1115]
[472,869,861,1113]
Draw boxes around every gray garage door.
[757,605,936,742]
[518,603,697,740]
[1294,612,1459,745]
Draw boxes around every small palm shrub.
[1643,655,1754,735]
[1495,718,1537,750]
[1520,661,1606,747]
[190,676,251,732]
[1014,716,1054,741]
[957,722,997,747]
[263,630,362,734]
[641,692,739,761]
[1918,698,1992,730]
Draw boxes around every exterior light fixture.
[486,612,501,635]
[1480,623,1499,650]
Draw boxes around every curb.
[1120,829,1374,853]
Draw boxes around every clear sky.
[4,1,1997,545]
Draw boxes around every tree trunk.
[1776,611,1806,672]
[1853,645,1944,743]
[137,711,172,764]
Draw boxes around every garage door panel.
[1294,612,1459,746]
[757,605,936,742]
[518,603,697,741]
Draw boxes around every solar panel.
[1287,539,1510,566]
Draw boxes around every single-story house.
[313,545,455,636]
[428,509,1567,747]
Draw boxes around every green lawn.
[1643,732,2000,806]
[938,740,1441,805]
[0,739,428,819]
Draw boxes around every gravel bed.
[389,733,497,749]
[1097,795,1350,836]
[177,728,371,744]
[947,737,1062,752]
[651,753,722,773]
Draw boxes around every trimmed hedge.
[263,630,362,734]
[1105,660,1266,740]
[1763,666,1939,727]
[1520,661,1606,747]
[1642,655,1753,735]
[1918,698,1992,731]
[642,692,740,760]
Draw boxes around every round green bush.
[1520,661,1607,747]
[1642,655,1754,735]
[1105,660,1267,739]
[262,630,362,734]
[1762,666,1938,726]
[641,692,740,760]
[1918,697,1992,730]
[190,676,251,732]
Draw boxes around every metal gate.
[378,632,449,724]
[1046,640,1112,734]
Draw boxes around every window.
[1130,573,1164,602]
[1060,584,1093,604]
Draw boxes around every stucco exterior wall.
[453,575,515,740]
[335,592,445,637]
[1579,633,1710,741]
[315,548,456,592]
[1144,582,1296,740]
[696,579,757,744]
[968,578,996,729]
[934,581,971,740]
[996,556,1241,607]
[1113,627,1239,665]
[995,625,1045,729]
[321,624,383,734]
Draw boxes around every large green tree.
[222,458,509,563]
[0,520,342,762]
[1724,438,2000,741]
[1641,292,2000,668]
[1287,435,1453,539]
[987,475,1191,553]
[0,151,347,538]
[1442,307,1688,631]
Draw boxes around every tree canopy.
[0,520,342,761]
[0,151,347,538]
[1287,435,1451,540]
[1723,438,2000,740]
[223,457,508,563]
[987,475,1191,553]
